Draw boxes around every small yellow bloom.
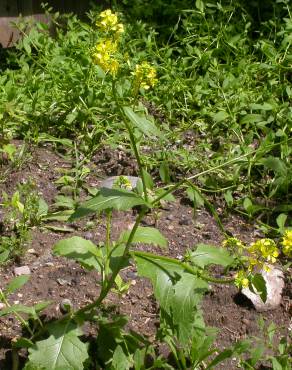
[96,9,124,37]
[249,238,279,265]
[132,62,158,92]
[222,237,245,250]
[92,39,119,75]
[235,270,249,288]
[282,230,292,257]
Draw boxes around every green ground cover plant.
[0,1,291,369]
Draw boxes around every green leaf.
[123,106,162,138]
[112,345,132,370]
[119,226,167,248]
[28,320,88,370]
[195,0,205,12]
[5,275,30,295]
[213,111,229,123]
[249,103,274,111]
[0,304,35,317]
[251,274,267,303]
[70,188,148,220]
[240,114,264,124]
[43,210,73,222]
[190,244,234,268]
[172,273,208,342]
[205,349,234,369]
[260,157,287,176]
[134,253,208,344]
[54,237,101,271]
[37,198,49,217]
[276,213,287,233]
[224,190,233,207]
[186,187,204,208]
[159,162,171,184]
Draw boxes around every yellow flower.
[249,238,279,264]
[222,237,245,251]
[92,39,119,75]
[282,230,292,257]
[98,9,118,30]
[132,62,158,91]
[96,9,124,37]
[235,270,249,288]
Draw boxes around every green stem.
[131,251,235,284]
[68,208,148,318]
[105,209,112,278]
[0,290,33,336]
[111,80,149,202]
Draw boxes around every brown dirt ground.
[0,142,291,369]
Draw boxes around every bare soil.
[0,142,291,369]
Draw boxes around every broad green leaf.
[195,0,205,12]
[213,111,229,123]
[70,188,148,220]
[112,345,132,370]
[251,273,267,303]
[134,253,208,344]
[0,304,35,317]
[54,237,101,271]
[123,106,162,138]
[5,275,30,295]
[249,103,274,111]
[276,213,287,233]
[186,187,204,208]
[43,210,73,222]
[190,244,234,268]
[243,197,253,213]
[28,321,88,370]
[240,114,264,124]
[37,198,49,217]
[260,157,287,176]
[172,273,208,342]
[119,226,167,248]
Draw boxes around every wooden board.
[0,0,93,47]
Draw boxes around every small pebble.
[179,218,192,226]
[45,262,54,267]
[168,225,174,230]
[14,266,31,276]
[0,303,5,310]
[59,299,73,314]
[84,232,93,240]
[57,278,69,286]
[166,214,174,221]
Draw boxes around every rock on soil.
[14,266,31,276]
[242,265,285,312]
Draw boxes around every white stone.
[100,176,140,189]
[242,265,284,312]
[14,266,31,276]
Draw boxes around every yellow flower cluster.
[96,9,124,37]
[132,61,158,91]
[92,39,119,75]
[282,230,292,257]
[222,237,244,252]
[92,10,124,75]
[223,237,280,288]
[234,270,249,288]
[248,238,279,267]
